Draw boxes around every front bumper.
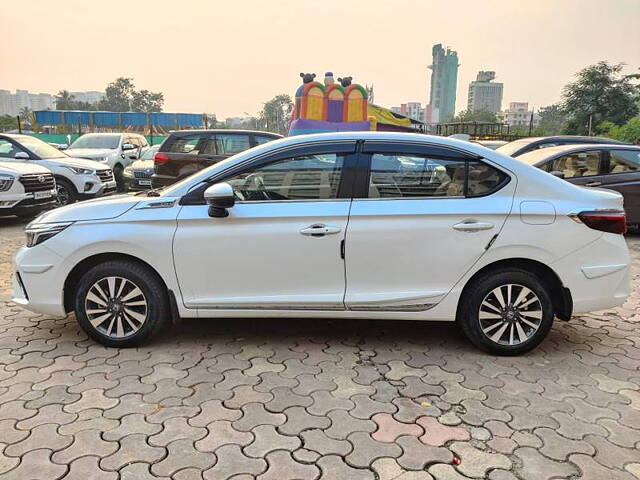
[0,190,57,216]
[124,175,153,191]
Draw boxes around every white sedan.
[13,132,630,355]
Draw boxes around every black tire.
[113,164,125,192]
[56,177,77,206]
[74,260,169,347]
[458,268,554,355]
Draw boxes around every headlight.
[0,174,15,192]
[64,166,95,175]
[25,222,73,247]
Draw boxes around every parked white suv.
[13,132,630,355]
[0,134,117,206]
[0,161,57,218]
[65,133,149,190]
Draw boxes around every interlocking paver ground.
[1,217,639,479]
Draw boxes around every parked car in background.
[65,133,149,190]
[497,136,628,157]
[123,145,159,191]
[0,161,57,218]
[14,132,630,355]
[152,129,282,187]
[0,134,117,206]
[517,144,640,226]
[474,140,507,150]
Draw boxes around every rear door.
[600,149,640,223]
[344,142,514,311]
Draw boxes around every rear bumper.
[552,233,631,314]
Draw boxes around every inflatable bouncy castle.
[289,72,373,135]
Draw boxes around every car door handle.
[453,221,495,232]
[300,224,341,237]
[585,181,602,187]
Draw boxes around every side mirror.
[14,151,30,160]
[204,182,235,218]
[550,170,565,179]
[122,143,136,151]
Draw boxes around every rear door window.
[163,134,208,154]
[215,134,251,155]
[548,151,602,178]
[608,150,640,174]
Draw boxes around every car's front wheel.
[458,269,554,355]
[56,177,77,206]
[74,260,169,347]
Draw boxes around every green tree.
[452,108,497,123]
[258,94,293,135]
[19,107,33,124]
[55,90,75,110]
[0,115,18,132]
[130,89,164,113]
[537,104,567,135]
[99,77,135,111]
[562,62,639,135]
[598,117,640,144]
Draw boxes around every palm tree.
[55,90,75,110]
[19,107,33,124]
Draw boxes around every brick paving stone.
[510,431,543,448]
[4,423,73,457]
[591,373,638,393]
[293,373,337,395]
[533,427,595,460]
[301,428,353,456]
[585,435,640,470]
[488,470,519,480]
[196,420,254,452]
[58,408,119,435]
[332,375,376,399]
[346,431,402,468]
[371,413,423,442]
[64,388,119,413]
[317,454,374,480]
[203,444,266,479]
[461,399,511,426]
[2,448,66,480]
[16,403,76,429]
[392,397,440,423]
[152,438,216,477]
[103,413,162,440]
[417,416,470,446]
[385,361,426,380]
[625,463,640,478]
[244,424,301,457]
[100,434,166,471]
[487,436,517,454]
[293,448,321,463]
[350,394,396,419]
[173,468,204,480]
[244,357,285,376]
[147,405,201,424]
[428,464,473,480]
[103,375,153,397]
[324,409,376,440]
[265,386,312,412]
[551,411,608,439]
[64,455,118,480]
[396,435,453,470]
[259,450,320,480]
[279,406,331,435]
[571,453,637,480]
[598,418,640,448]
[514,447,578,479]
[506,406,558,431]
[400,377,446,398]
[52,429,118,464]
[225,385,273,408]
[233,402,286,432]
[25,384,80,408]
[307,390,355,416]
[190,399,242,427]
[450,442,511,478]
[149,416,207,446]
[0,419,29,444]
[0,445,19,475]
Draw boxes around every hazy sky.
[2,0,639,118]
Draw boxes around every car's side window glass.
[254,136,274,146]
[164,135,203,154]
[216,134,251,156]
[224,153,344,201]
[368,154,466,198]
[551,152,601,178]
[0,140,19,158]
[608,150,640,174]
[467,160,509,197]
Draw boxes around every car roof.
[529,143,638,155]
[168,129,283,138]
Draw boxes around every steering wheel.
[244,173,270,200]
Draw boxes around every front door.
[173,143,356,310]
[344,142,515,311]
[600,149,640,224]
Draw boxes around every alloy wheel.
[84,276,148,338]
[56,185,70,206]
[478,283,543,346]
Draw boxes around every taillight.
[154,153,169,164]
[574,211,627,235]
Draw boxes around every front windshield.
[496,139,535,157]
[18,136,67,159]
[140,146,159,160]
[70,134,120,150]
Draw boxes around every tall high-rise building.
[467,71,503,114]
[0,89,55,116]
[427,44,459,123]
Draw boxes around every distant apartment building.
[391,102,425,122]
[70,91,105,105]
[0,89,55,116]
[497,102,540,128]
[467,71,503,114]
[427,44,459,123]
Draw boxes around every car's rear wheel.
[458,269,554,355]
[56,177,77,206]
[74,260,169,347]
